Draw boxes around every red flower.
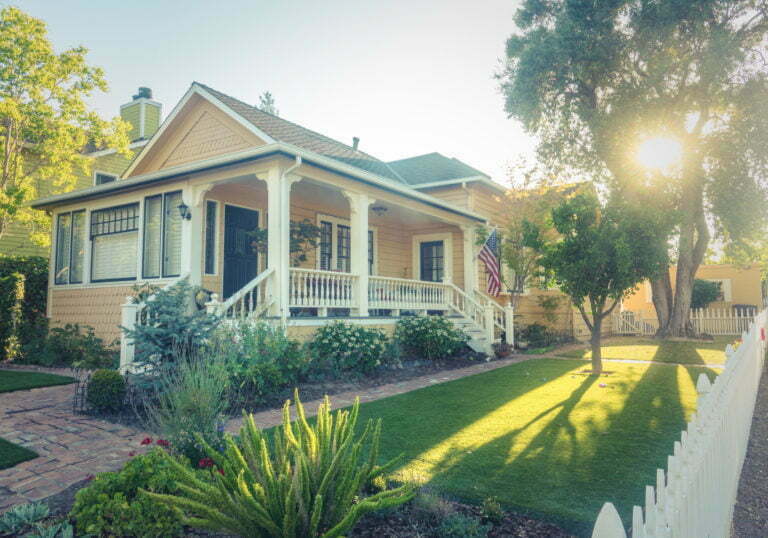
[156,439,170,448]
[128,451,135,457]
[140,437,152,445]
[217,468,225,476]
[198,457,214,469]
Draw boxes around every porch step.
[447,315,492,354]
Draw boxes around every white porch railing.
[614,308,755,337]
[368,275,448,311]
[208,268,275,320]
[591,308,768,537]
[289,268,357,309]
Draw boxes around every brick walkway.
[0,355,528,512]
[0,371,148,511]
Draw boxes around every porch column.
[181,185,209,287]
[265,167,300,322]
[344,191,372,316]
[462,225,478,294]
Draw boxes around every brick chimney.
[120,87,162,141]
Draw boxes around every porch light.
[177,202,192,220]
[371,205,388,217]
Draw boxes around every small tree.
[524,194,667,374]
[249,218,321,267]
[691,279,722,309]
[257,91,279,116]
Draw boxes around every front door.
[223,205,259,299]
[419,240,444,282]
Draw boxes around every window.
[54,210,86,284]
[142,191,182,278]
[90,203,139,282]
[94,172,117,185]
[317,216,375,274]
[204,201,217,275]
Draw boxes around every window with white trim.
[317,215,376,274]
[90,203,139,282]
[142,191,182,279]
[204,201,218,275]
[54,210,86,284]
[94,172,118,185]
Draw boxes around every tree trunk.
[651,270,673,336]
[590,315,603,375]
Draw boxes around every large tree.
[524,193,668,374]
[0,7,130,245]
[500,1,768,336]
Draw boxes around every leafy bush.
[86,369,126,413]
[216,321,307,405]
[140,354,229,463]
[70,449,185,537]
[394,315,467,360]
[308,321,388,375]
[144,392,415,537]
[23,324,116,369]
[0,255,48,362]
[409,490,454,523]
[692,278,722,309]
[0,502,49,535]
[123,278,219,369]
[437,513,491,538]
[480,496,504,524]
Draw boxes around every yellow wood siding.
[50,285,134,344]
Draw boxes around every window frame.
[54,209,86,285]
[141,190,183,280]
[315,213,377,274]
[93,170,118,186]
[89,202,140,283]
[204,200,219,276]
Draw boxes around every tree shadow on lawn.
[373,357,718,535]
[559,336,733,365]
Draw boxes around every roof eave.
[412,176,506,193]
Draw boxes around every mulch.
[733,361,768,537]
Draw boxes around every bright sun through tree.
[636,137,683,171]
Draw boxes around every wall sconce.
[371,205,388,217]
[177,202,192,220]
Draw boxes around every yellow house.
[31,82,514,365]
[622,264,764,316]
[0,88,160,257]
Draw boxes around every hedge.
[0,256,48,361]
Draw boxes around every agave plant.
[145,391,414,537]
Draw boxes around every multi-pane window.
[368,230,374,275]
[204,201,217,275]
[317,217,375,274]
[91,203,139,282]
[54,210,86,284]
[319,221,333,271]
[336,225,350,272]
[142,191,182,279]
[420,241,444,282]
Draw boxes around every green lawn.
[0,370,75,393]
[0,437,37,470]
[556,336,735,365]
[353,358,715,534]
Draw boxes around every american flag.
[479,229,501,296]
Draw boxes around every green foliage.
[70,449,185,538]
[437,513,491,538]
[691,279,722,309]
[0,256,48,362]
[480,496,504,524]
[0,7,131,246]
[216,321,307,406]
[309,322,388,375]
[0,502,49,535]
[518,323,556,349]
[537,295,561,323]
[144,392,415,537]
[395,316,467,361]
[86,369,126,413]
[250,218,321,266]
[124,278,219,369]
[257,90,279,116]
[140,355,229,463]
[409,491,454,524]
[25,520,74,538]
[24,324,116,369]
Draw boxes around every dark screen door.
[223,205,259,298]
[419,240,444,282]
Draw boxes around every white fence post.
[119,297,138,374]
[484,303,495,343]
[592,503,627,538]
[505,305,514,346]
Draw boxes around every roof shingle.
[387,152,489,186]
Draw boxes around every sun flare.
[636,137,683,171]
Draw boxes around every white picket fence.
[591,308,768,537]
[614,308,755,337]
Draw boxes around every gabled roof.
[387,152,490,186]
[193,83,405,184]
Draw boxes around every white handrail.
[289,268,357,308]
[473,290,506,332]
[218,267,275,318]
[368,275,448,310]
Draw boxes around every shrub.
[394,315,467,360]
[437,513,492,538]
[480,495,504,524]
[692,278,722,309]
[123,278,219,369]
[216,321,307,405]
[518,322,553,348]
[0,255,48,362]
[140,354,229,463]
[409,490,454,523]
[86,370,127,413]
[70,449,185,537]
[0,502,49,535]
[23,324,116,369]
[144,391,415,537]
[308,321,388,375]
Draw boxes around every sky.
[16,0,535,185]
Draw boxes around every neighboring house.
[622,264,764,315]
[31,82,514,354]
[0,87,161,257]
